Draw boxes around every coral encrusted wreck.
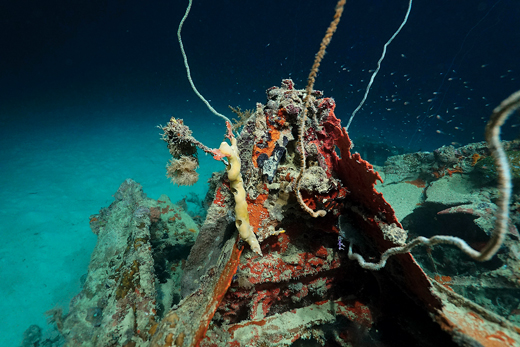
[42,80,520,346]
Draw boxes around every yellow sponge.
[219,137,262,255]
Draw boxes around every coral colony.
[32,0,520,346]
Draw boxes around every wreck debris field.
[1,0,520,346]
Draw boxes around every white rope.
[350,90,520,270]
[346,0,413,131]
[177,0,231,125]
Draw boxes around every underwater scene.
[1,0,520,346]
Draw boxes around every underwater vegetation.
[474,149,520,182]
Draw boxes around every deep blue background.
[1,0,519,151]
